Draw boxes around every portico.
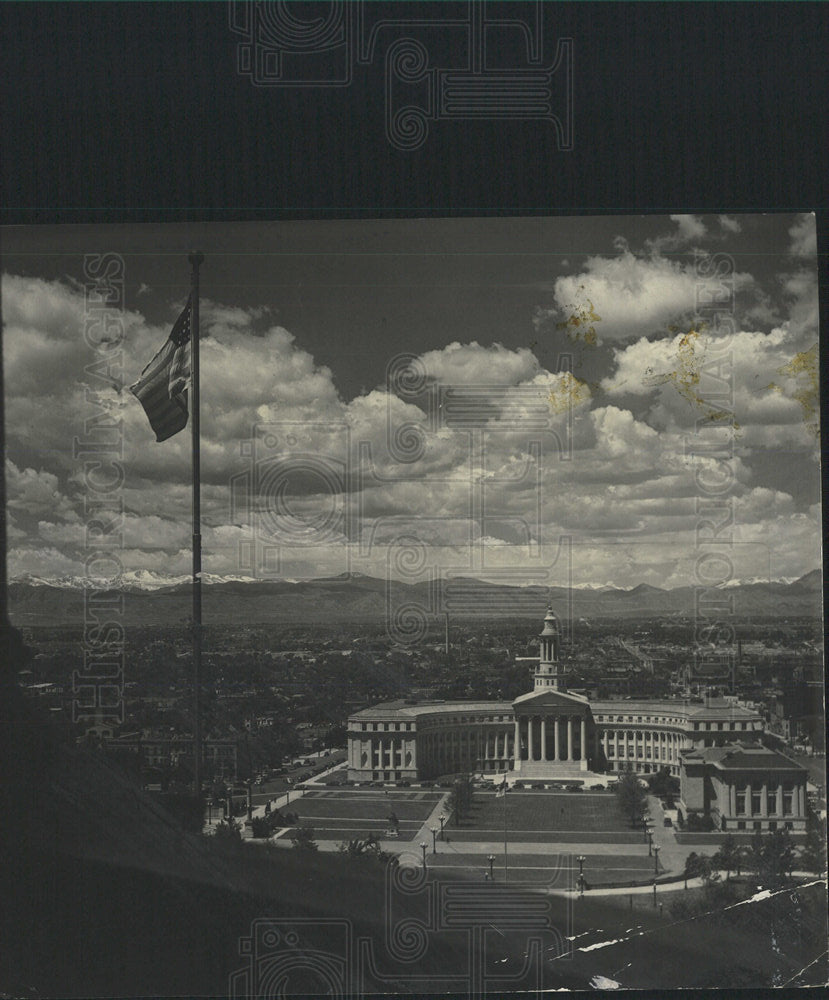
[512,691,592,775]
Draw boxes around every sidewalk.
[644,792,684,877]
[201,753,345,837]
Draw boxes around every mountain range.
[7,569,823,626]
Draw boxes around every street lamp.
[488,854,495,880]
[431,827,438,854]
[646,825,653,856]
[653,844,660,876]
[577,855,586,877]
[420,842,427,869]
[439,814,446,840]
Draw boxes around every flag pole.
[503,770,508,883]
[189,251,204,797]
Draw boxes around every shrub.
[250,815,272,839]
[686,813,715,832]
[291,824,318,852]
[211,818,242,848]
[338,837,399,867]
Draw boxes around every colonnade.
[514,713,587,762]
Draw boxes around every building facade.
[347,607,765,783]
[679,742,808,832]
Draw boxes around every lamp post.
[439,814,446,841]
[420,842,427,869]
[431,827,438,854]
[488,854,495,880]
[653,844,660,876]
[577,855,586,895]
[646,825,653,856]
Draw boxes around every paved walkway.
[644,792,684,876]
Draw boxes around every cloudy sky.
[2,213,821,592]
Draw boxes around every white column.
[729,784,736,816]
[514,718,520,762]
[553,716,560,761]
[567,718,573,761]
[580,717,586,763]
[761,782,768,818]
[527,717,535,761]
[540,717,547,761]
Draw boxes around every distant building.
[103,731,238,781]
[679,742,808,832]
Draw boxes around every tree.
[713,834,741,880]
[800,803,827,874]
[447,774,474,827]
[291,824,318,852]
[647,766,679,798]
[615,768,648,827]
[683,851,712,888]
[747,828,796,889]
[212,818,242,849]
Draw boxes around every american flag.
[130,298,191,441]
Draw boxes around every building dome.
[540,605,560,637]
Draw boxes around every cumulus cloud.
[600,327,817,445]
[6,460,79,522]
[718,215,742,234]
[415,341,540,386]
[545,250,755,344]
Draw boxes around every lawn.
[284,788,443,842]
[461,790,634,835]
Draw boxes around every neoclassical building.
[679,742,809,832]
[347,607,765,783]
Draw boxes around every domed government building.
[347,607,809,832]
